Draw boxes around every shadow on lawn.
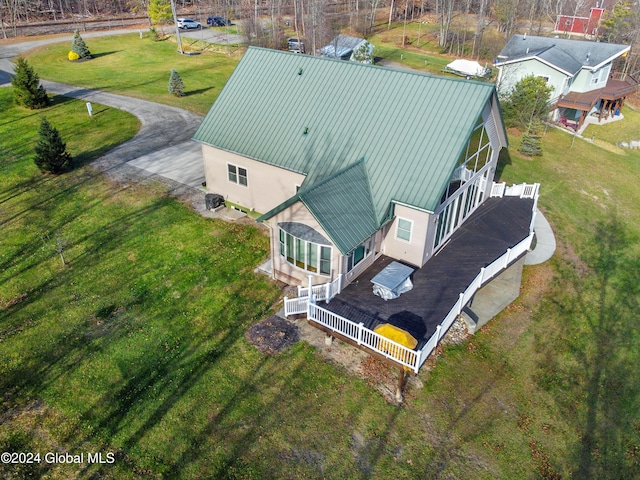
[535,216,640,479]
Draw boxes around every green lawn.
[24,32,242,115]
[2,29,640,479]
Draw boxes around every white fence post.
[308,294,315,319]
[357,322,364,345]
[457,293,464,314]
[504,248,511,268]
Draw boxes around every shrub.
[68,51,80,61]
[71,29,91,59]
[34,117,73,174]
[11,58,48,109]
[150,27,160,41]
[168,69,185,97]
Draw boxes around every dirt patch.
[245,315,300,356]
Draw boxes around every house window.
[278,228,331,275]
[347,236,374,272]
[228,164,248,186]
[396,218,412,242]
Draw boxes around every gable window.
[278,227,331,275]
[228,164,248,186]
[396,218,412,242]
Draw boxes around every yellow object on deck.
[374,323,418,364]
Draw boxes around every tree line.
[2,0,639,63]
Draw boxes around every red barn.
[555,7,605,36]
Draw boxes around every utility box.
[205,193,225,210]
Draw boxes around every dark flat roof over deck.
[322,196,535,348]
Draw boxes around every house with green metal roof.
[193,46,508,288]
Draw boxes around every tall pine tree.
[34,118,73,174]
[71,29,92,59]
[11,58,48,109]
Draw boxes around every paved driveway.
[0,30,206,193]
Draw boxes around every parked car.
[177,18,201,29]
[287,38,305,54]
[207,16,232,26]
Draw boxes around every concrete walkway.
[524,208,556,265]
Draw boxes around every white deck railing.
[285,184,540,373]
[308,298,419,370]
[297,276,341,302]
[490,182,539,199]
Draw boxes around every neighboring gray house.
[319,34,374,63]
[495,34,637,129]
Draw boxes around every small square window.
[396,218,412,242]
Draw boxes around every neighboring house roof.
[319,34,368,60]
[495,34,630,74]
[193,47,501,254]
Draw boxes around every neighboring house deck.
[557,72,638,123]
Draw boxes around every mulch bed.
[245,315,300,355]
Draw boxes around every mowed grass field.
[24,32,241,115]
[1,30,639,478]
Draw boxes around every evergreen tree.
[600,0,639,43]
[11,58,49,109]
[34,118,73,174]
[71,29,92,59]
[501,75,553,130]
[168,69,185,96]
[518,130,543,157]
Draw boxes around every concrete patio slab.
[127,141,205,188]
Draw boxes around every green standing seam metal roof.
[193,47,500,253]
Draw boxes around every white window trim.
[278,228,332,276]
[395,217,413,243]
[227,163,248,187]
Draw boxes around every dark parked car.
[207,16,232,26]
